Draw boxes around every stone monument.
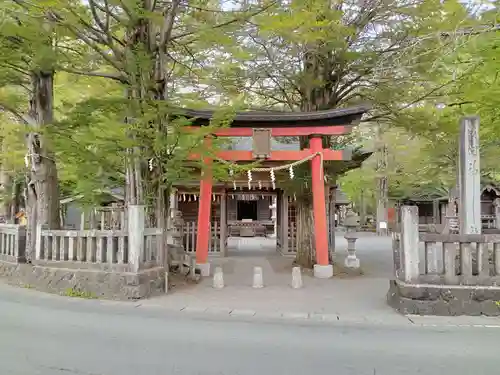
[458,116,481,235]
[344,209,360,269]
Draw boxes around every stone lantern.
[344,209,360,269]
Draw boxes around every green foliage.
[0,0,498,214]
[63,287,97,299]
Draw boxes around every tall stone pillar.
[128,205,145,273]
[459,116,481,235]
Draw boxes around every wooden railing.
[183,221,221,254]
[0,224,26,263]
[287,223,297,253]
[34,227,164,272]
[394,206,500,285]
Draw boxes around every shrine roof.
[178,105,370,127]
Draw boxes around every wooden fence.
[183,221,221,254]
[0,224,26,263]
[34,227,163,272]
[287,222,297,254]
[394,206,500,285]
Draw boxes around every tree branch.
[58,67,129,83]
[0,102,35,126]
[171,1,277,42]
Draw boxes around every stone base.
[196,262,211,277]
[0,260,165,300]
[344,256,360,269]
[387,279,500,316]
[313,264,333,279]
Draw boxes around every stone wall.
[0,205,166,300]
[387,279,500,316]
[388,205,500,316]
[0,261,165,300]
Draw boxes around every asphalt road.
[0,285,498,375]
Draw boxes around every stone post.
[128,205,145,273]
[343,209,360,269]
[167,188,178,230]
[494,198,500,230]
[459,116,481,235]
[401,206,420,283]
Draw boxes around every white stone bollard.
[291,267,303,289]
[252,266,264,288]
[213,267,224,289]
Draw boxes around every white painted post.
[401,206,420,282]
[213,266,224,289]
[291,267,303,289]
[128,205,145,273]
[459,116,481,235]
[252,266,264,288]
[35,223,43,260]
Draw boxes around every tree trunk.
[295,195,315,268]
[123,1,177,232]
[0,167,12,221]
[25,71,60,261]
[375,124,388,236]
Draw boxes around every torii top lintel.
[181,105,369,137]
[183,105,369,162]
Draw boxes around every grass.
[62,287,97,299]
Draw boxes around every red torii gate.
[184,106,368,278]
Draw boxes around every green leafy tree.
[218,0,476,266]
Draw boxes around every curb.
[135,302,500,329]
[3,282,500,329]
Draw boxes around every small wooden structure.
[392,183,500,232]
[59,190,125,230]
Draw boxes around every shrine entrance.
[172,105,370,278]
[237,201,257,221]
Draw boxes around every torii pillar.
[310,135,333,278]
[195,140,213,277]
